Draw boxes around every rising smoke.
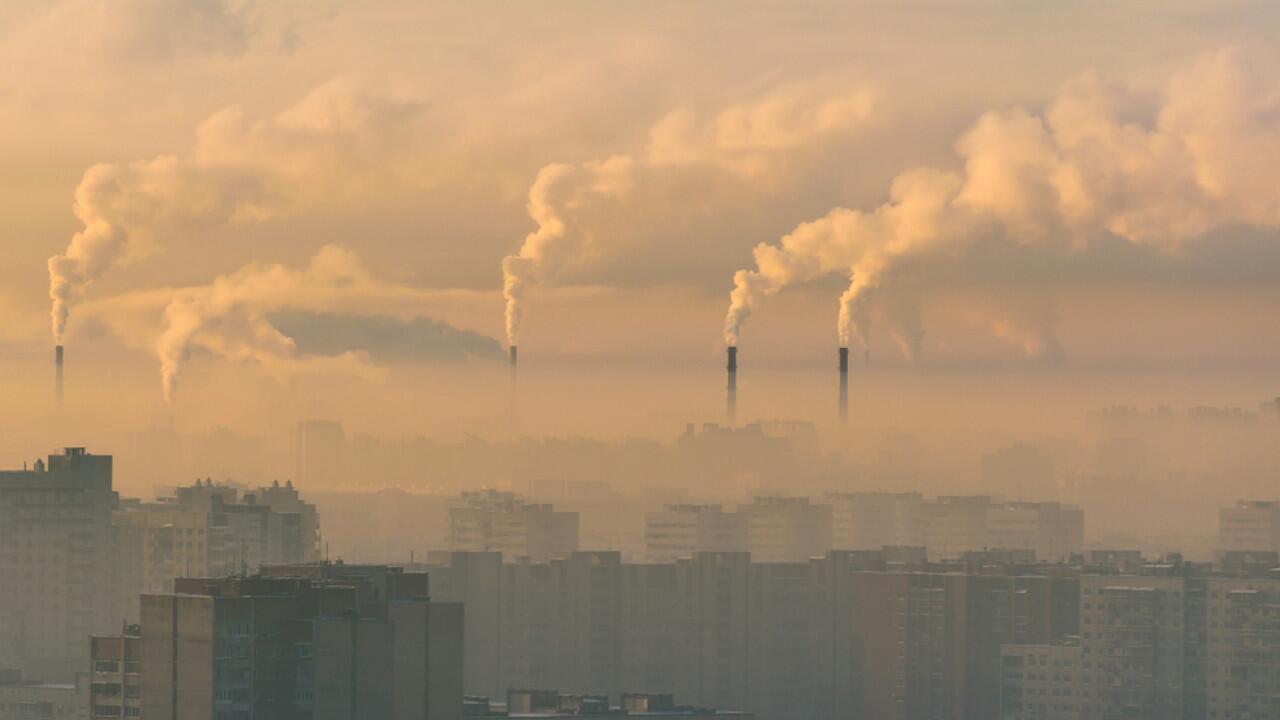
[150,244,481,404]
[502,79,878,347]
[47,77,424,346]
[724,50,1280,357]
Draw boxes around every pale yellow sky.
[2,0,1280,438]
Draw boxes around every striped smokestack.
[838,347,849,423]
[55,345,64,408]
[726,346,738,426]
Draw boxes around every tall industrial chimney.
[509,345,518,370]
[726,346,738,426]
[838,346,849,423]
[55,345,64,408]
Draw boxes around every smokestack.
[726,346,738,426]
[55,345,64,408]
[509,345,518,369]
[838,347,849,423]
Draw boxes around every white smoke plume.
[48,76,423,345]
[503,79,878,347]
[724,49,1280,356]
[156,245,400,404]
[502,157,635,346]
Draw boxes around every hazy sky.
[2,0,1280,444]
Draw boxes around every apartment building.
[827,492,925,551]
[740,497,831,562]
[0,668,82,720]
[88,626,142,720]
[642,505,745,563]
[140,565,462,720]
[987,503,1085,562]
[999,639,1082,720]
[1077,574,1199,720]
[0,448,118,682]
[1218,501,1280,554]
[448,491,579,562]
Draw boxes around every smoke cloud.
[724,49,1280,355]
[502,157,636,346]
[502,79,878,347]
[155,245,479,405]
[47,76,424,345]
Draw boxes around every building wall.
[389,601,464,720]
[0,449,117,682]
[1205,577,1280,719]
[0,680,82,720]
[999,642,1081,720]
[1077,575,1188,720]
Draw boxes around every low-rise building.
[0,669,83,720]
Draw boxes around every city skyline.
[3,3,1280,718]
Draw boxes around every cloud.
[502,77,880,345]
[269,311,504,363]
[150,245,493,404]
[723,48,1280,357]
[6,0,302,63]
[47,75,426,344]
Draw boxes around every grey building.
[0,448,118,682]
[140,565,461,720]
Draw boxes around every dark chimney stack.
[726,346,738,426]
[838,346,849,423]
[509,345,518,368]
[55,345,64,408]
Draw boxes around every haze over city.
[2,2,1280,719]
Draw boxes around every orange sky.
[2,1,1279,443]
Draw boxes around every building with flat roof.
[448,491,578,563]
[643,505,745,563]
[89,625,142,720]
[0,448,118,682]
[986,502,1084,562]
[740,497,831,562]
[139,564,461,720]
[1218,500,1280,554]
[0,668,83,720]
[827,492,925,551]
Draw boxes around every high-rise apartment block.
[987,502,1085,562]
[1218,500,1280,554]
[827,492,925,551]
[110,479,320,625]
[999,639,1082,720]
[740,496,832,562]
[427,550,1078,720]
[448,490,579,562]
[0,448,118,682]
[140,564,462,720]
[642,505,745,562]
